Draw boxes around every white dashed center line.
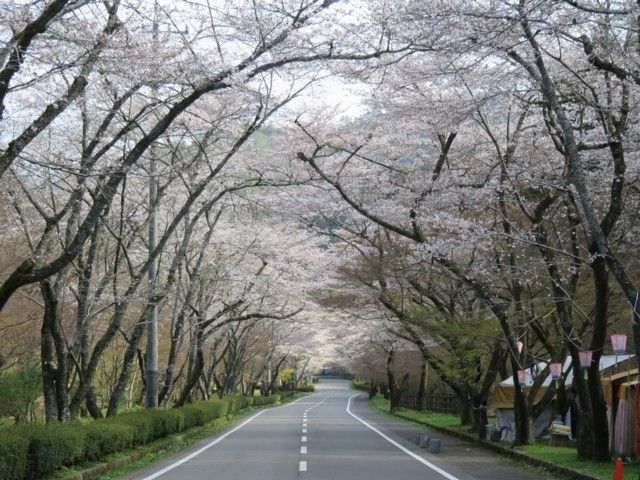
[297,396,331,475]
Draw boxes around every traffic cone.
[612,457,623,480]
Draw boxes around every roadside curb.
[374,406,599,480]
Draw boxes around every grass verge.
[351,379,368,391]
[515,445,640,480]
[369,395,461,429]
[369,394,637,480]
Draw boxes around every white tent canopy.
[499,355,635,387]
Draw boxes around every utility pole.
[145,1,159,409]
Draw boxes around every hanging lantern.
[517,370,529,385]
[516,340,524,354]
[549,363,562,380]
[611,334,627,355]
[579,351,593,369]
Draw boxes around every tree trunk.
[40,280,70,422]
[416,356,427,411]
[459,395,473,426]
[386,350,397,411]
[511,358,532,446]
[85,387,103,418]
[368,380,377,400]
[158,310,187,405]
[267,355,287,395]
[175,334,204,407]
[390,373,409,413]
[382,384,390,400]
[106,318,146,416]
[585,254,611,461]
[197,377,209,400]
[41,325,60,422]
[472,395,488,440]
[386,350,408,413]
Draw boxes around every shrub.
[279,391,295,400]
[82,422,135,460]
[8,395,253,479]
[223,395,252,413]
[0,363,41,424]
[148,410,173,438]
[13,424,87,479]
[109,413,150,445]
[223,396,241,414]
[0,435,29,480]
[180,405,207,428]
[159,409,186,435]
[251,394,280,406]
[201,399,230,421]
[110,410,166,445]
[296,384,315,392]
[182,399,229,424]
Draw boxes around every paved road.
[124,378,552,480]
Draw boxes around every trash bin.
[419,435,429,448]
[429,438,441,453]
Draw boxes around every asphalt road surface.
[124,378,550,480]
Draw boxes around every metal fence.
[398,392,458,413]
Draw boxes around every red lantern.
[611,334,627,355]
[579,351,593,369]
[549,362,562,380]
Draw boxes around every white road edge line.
[139,395,309,480]
[299,460,308,472]
[346,394,462,480]
[139,410,265,480]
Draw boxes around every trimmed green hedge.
[251,394,281,406]
[186,399,230,424]
[83,422,135,460]
[0,435,29,480]
[296,384,315,392]
[4,424,87,479]
[3,394,283,480]
[224,395,253,413]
